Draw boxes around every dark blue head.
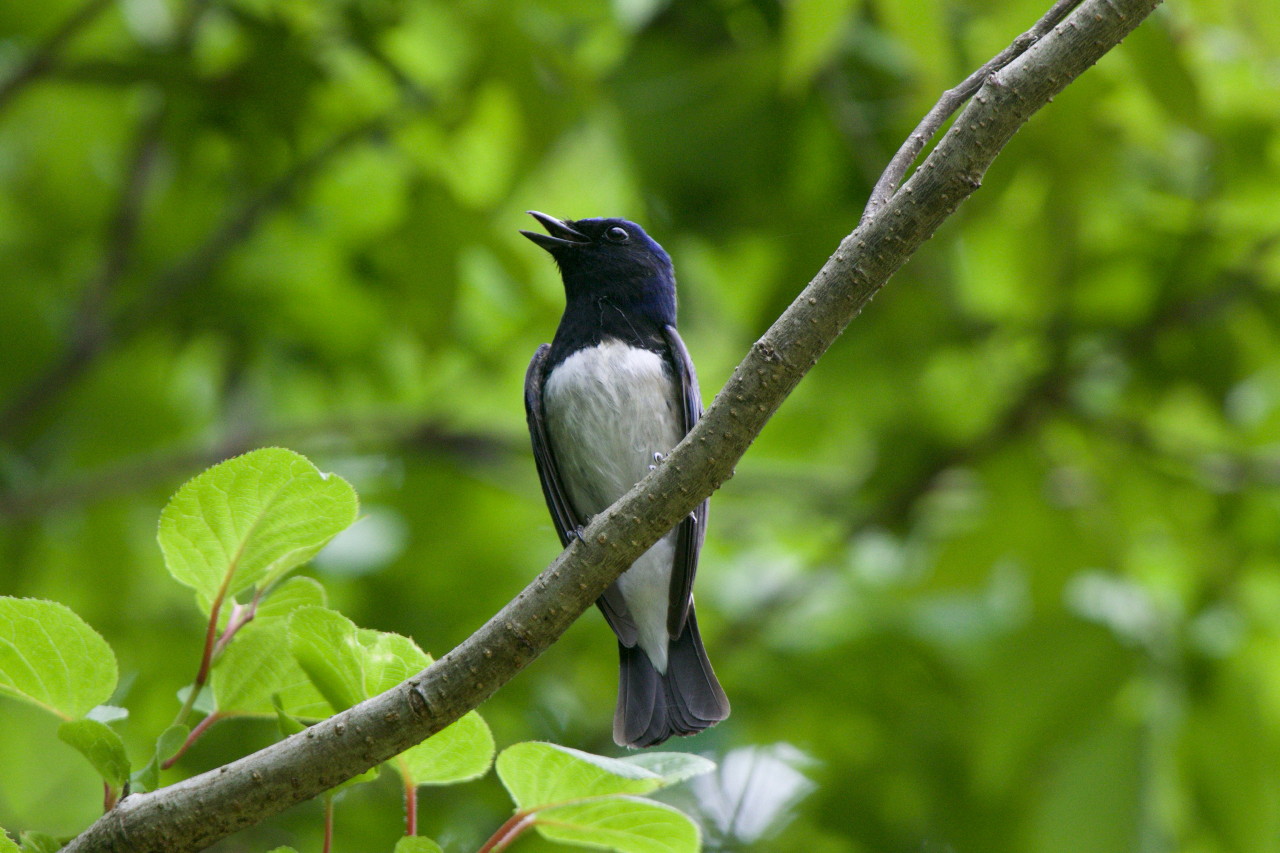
[521,212,676,325]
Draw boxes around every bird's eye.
[605,226,630,243]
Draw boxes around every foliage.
[0,448,709,851]
[1,0,1279,851]
[489,743,714,852]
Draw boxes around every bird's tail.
[614,607,730,748]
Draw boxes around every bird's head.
[521,212,674,301]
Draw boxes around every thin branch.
[0,415,516,519]
[0,0,116,117]
[62,1,1163,849]
[403,772,418,836]
[0,115,394,443]
[0,102,167,436]
[120,115,395,324]
[161,713,224,771]
[862,0,1084,219]
[0,0,212,441]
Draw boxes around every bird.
[520,210,730,748]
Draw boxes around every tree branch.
[62,0,1162,849]
[0,414,516,520]
[862,0,1084,218]
[0,0,115,117]
[0,114,393,443]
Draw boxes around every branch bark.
[63,0,1162,849]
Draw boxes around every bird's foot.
[648,451,666,471]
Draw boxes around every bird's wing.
[525,344,637,645]
[662,325,708,638]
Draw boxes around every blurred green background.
[2,0,1280,850]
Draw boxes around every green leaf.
[212,616,327,718]
[157,448,358,613]
[273,694,307,735]
[287,608,493,783]
[131,724,189,793]
[86,704,129,723]
[396,710,495,786]
[265,848,300,853]
[0,831,17,853]
[57,718,130,788]
[359,628,431,696]
[0,597,118,719]
[175,684,216,716]
[331,765,381,793]
[255,576,328,621]
[288,607,438,713]
[497,743,668,810]
[287,607,366,712]
[17,833,60,853]
[617,752,716,787]
[535,796,700,853]
[394,837,444,853]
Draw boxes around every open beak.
[520,211,590,251]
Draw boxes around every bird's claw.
[648,451,666,471]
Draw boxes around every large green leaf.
[212,616,328,719]
[393,838,443,853]
[57,718,130,788]
[497,743,711,810]
[157,448,358,612]
[535,796,700,853]
[396,710,494,786]
[0,597,117,720]
[254,576,328,621]
[130,724,189,794]
[17,832,60,853]
[287,606,367,712]
[289,607,494,783]
[359,629,431,697]
[618,752,717,787]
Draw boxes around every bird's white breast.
[543,338,684,669]
[543,339,683,516]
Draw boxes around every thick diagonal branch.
[63,0,1162,849]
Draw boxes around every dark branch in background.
[0,0,115,117]
[863,0,1083,218]
[0,0,208,440]
[63,0,1163,849]
[0,100,168,440]
[0,413,516,519]
[118,114,396,325]
[0,114,395,443]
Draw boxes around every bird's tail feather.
[614,607,729,748]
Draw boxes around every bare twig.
[119,115,395,324]
[862,0,1083,219]
[0,105,167,438]
[62,1,1162,849]
[0,115,394,443]
[0,414,515,519]
[0,0,216,440]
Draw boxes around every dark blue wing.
[661,325,707,638]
